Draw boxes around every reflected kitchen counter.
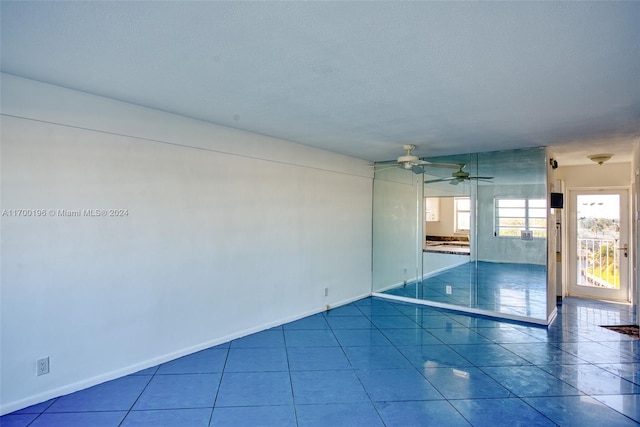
[424,236,470,255]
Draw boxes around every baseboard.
[1,293,370,416]
[373,292,549,326]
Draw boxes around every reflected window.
[494,198,546,238]
[454,197,470,233]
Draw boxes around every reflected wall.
[373,147,549,323]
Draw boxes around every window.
[454,197,470,233]
[494,198,546,238]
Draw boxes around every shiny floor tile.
[355,368,443,401]
[539,363,640,395]
[295,402,384,427]
[2,296,638,426]
[450,343,532,367]
[291,370,369,404]
[121,408,212,426]
[286,346,351,371]
[133,374,220,410]
[215,372,292,407]
[375,400,471,427]
[342,345,414,370]
[450,398,556,427]
[398,344,475,369]
[224,347,288,372]
[421,366,512,399]
[525,395,639,426]
[0,414,39,427]
[594,394,640,423]
[331,328,392,346]
[29,411,127,427]
[46,376,151,412]
[379,328,442,346]
[210,405,296,427]
[481,365,581,398]
[283,329,339,347]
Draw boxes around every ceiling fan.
[424,164,493,185]
[376,145,460,174]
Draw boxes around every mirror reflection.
[373,147,548,322]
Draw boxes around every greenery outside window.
[495,198,546,238]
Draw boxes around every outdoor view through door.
[569,190,629,302]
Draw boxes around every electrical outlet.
[37,357,49,376]
[446,285,452,295]
[324,287,329,297]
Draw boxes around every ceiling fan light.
[397,154,419,164]
[588,154,613,165]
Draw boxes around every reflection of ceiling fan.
[424,164,494,185]
[376,145,460,174]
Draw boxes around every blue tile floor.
[2,297,639,426]
[383,262,547,319]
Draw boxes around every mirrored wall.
[372,147,550,323]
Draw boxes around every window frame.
[454,197,471,234]
[494,197,547,239]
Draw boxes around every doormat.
[601,325,639,339]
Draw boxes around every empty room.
[2,2,640,426]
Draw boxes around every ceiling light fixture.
[588,154,613,165]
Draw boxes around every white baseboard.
[1,293,370,416]
[372,292,549,326]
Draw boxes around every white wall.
[372,169,421,290]
[555,163,631,188]
[0,74,374,414]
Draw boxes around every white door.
[568,189,630,302]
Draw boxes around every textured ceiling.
[1,1,639,166]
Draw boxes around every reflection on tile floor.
[2,297,639,426]
[382,261,548,319]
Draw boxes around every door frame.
[566,187,631,302]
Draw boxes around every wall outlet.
[37,357,49,376]
[324,287,328,297]
[446,285,452,295]
[521,230,533,240]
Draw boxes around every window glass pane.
[498,199,525,208]
[499,228,521,237]
[499,218,525,227]
[455,197,470,210]
[499,208,525,217]
[532,230,547,238]
[457,212,470,230]
[528,199,546,208]
[495,197,547,239]
[529,208,547,218]
[530,218,547,228]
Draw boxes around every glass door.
[568,189,630,302]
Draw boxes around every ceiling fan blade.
[449,179,462,185]
[424,177,455,184]
[416,160,462,169]
[411,165,425,174]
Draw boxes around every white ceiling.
[1,2,639,166]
